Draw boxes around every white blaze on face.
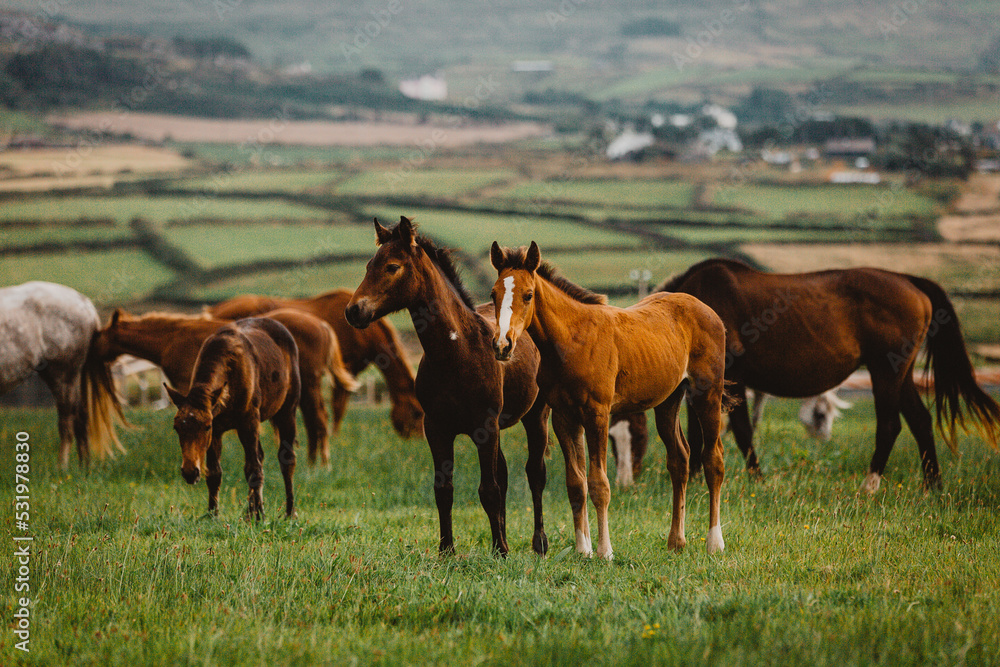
[497,275,516,341]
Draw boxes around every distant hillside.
[2,1,999,122]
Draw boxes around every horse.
[164,317,301,519]
[209,290,423,439]
[659,258,1000,493]
[1,281,126,469]
[490,241,729,559]
[344,217,551,556]
[94,308,358,466]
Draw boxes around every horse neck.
[408,257,481,358]
[529,276,594,356]
[190,339,238,401]
[110,318,179,366]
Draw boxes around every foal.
[164,317,301,519]
[491,241,729,559]
[345,217,551,556]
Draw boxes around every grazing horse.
[209,290,423,439]
[1,282,126,468]
[164,317,301,519]
[94,308,358,466]
[660,258,1000,493]
[490,242,729,558]
[345,217,551,556]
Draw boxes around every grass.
[0,196,331,225]
[338,168,520,198]
[711,184,939,221]
[162,223,377,270]
[497,179,696,209]
[2,397,1000,665]
[0,249,175,304]
[540,249,715,289]
[170,170,345,194]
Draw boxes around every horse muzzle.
[344,302,372,329]
[493,337,514,362]
[181,465,201,484]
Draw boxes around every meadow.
[2,397,1000,665]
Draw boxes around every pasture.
[3,397,1000,665]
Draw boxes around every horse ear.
[490,241,505,270]
[525,241,541,273]
[109,308,123,327]
[398,216,418,251]
[373,218,392,246]
[209,385,225,407]
[164,383,186,406]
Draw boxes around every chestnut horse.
[345,217,551,556]
[94,308,358,465]
[490,242,729,559]
[1,281,127,469]
[209,290,423,439]
[165,317,300,519]
[660,258,1000,493]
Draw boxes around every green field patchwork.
[542,249,715,290]
[339,168,521,198]
[497,179,696,209]
[0,248,174,303]
[170,169,344,194]
[712,184,939,222]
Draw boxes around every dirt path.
[938,173,1000,242]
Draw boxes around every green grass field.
[711,184,939,222]
[2,397,1000,665]
[497,179,696,209]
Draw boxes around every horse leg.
[861,366,905,495]
[474,419,509,556]
[425,419,457,554]
[41,366,85,470]
[523,400,551,555]
[299,376,329,467]
[583,410,613,560]
[689,381,726,554]
[330,383,350,434]
[205,433,223,516]
[727,383,761,479]
[686,401,704,476]
[654,386,690,551]
[272,404,299,518]
[899,376,941,490]
[237,419,265,520]
[553,410,591,556]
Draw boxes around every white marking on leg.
[706,525,725,554]
[609,420,633,487]
[861,471,881,495]
[575,529,593,557]
[497,275,515,341]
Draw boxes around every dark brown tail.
[909,276,1000,452]
[83,332,131,459]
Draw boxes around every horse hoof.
[532,531,549,556]
[706,526,725,554]
[860,472,881,495]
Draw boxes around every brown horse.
[659,258,1000,493]
[164,317,300,519]
[209,290,423,439]
[345,217,551,556]
[490,241,729,558]
[94,308,358,466]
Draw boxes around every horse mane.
[188,328,241,406]
[498,246,607,305]
[127,310,214,323]
[380,222,477,311]
[656,257,755,293]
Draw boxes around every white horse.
[1,282,126,468]
[750,388,853,441]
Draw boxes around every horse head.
[345,216,422,330]
[489,240,540,362]
[391,394,425,439]
[165,383,222,484]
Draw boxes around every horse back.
[232,318,301,420]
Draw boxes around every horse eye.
[386,264,401,275]
[523,292,533,302]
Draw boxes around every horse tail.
[908,275,1000,452]
[82,331,130,459]
[326,329,361,394]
